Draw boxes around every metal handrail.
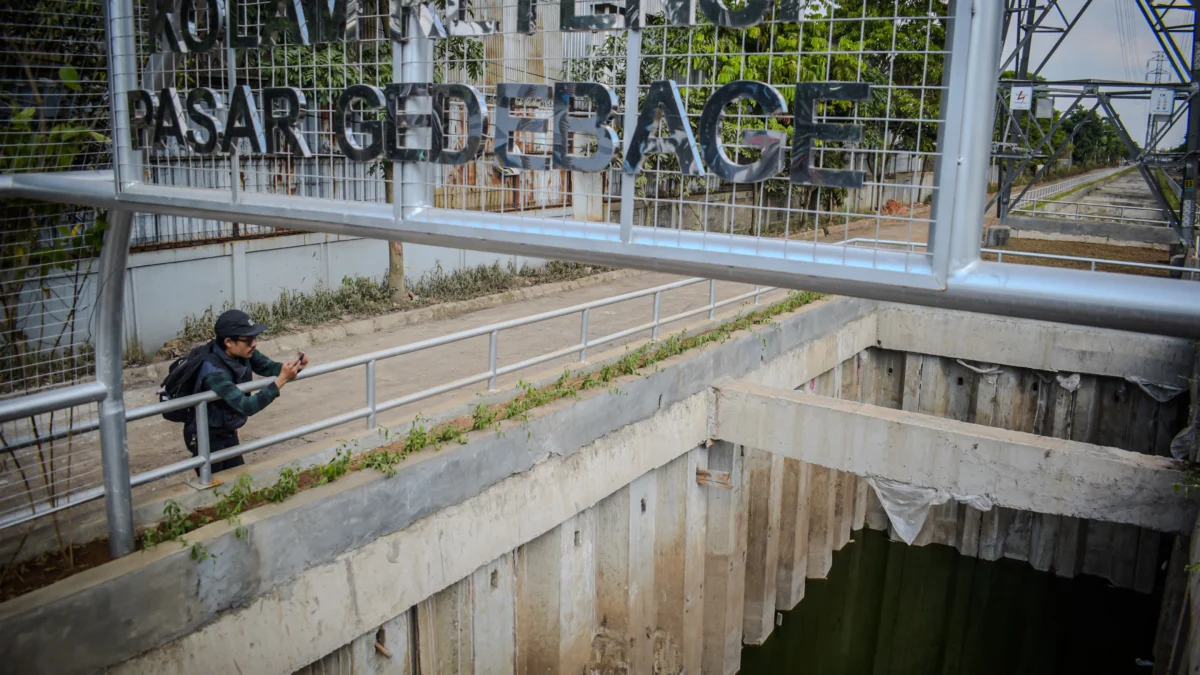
[840,238,1195,277]
[1014,198,1170,227]
[0,277,775,530]
[0,381,108,424]
[1011,167,1125,208]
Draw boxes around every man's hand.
[274,358,302,390]
[296,351,310,373]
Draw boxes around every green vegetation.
[3,288,825,599]
[1156,169,1182,212]
[567,0,946,222]
[176,261,608,348]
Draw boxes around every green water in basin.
[740,528,1163,675]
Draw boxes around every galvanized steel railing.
[1010,167,1128,208]
[842,238,1194,278]
[1012,200,1171,227]
[0,277,773,532]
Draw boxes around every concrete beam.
[1006,215,1179,247]
[878,305,1193,383]
[714,382,1196,533]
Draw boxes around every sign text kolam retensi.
[129,0,874,188]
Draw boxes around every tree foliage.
[566,0,947,212]
[0,0,112,390]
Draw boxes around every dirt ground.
[987,238,1173,277]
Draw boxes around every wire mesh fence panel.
[108,0,956,273]
[0,0,111,546]
[131,0,395,201]
[628,1,943,264]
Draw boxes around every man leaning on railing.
[183,310,310,473]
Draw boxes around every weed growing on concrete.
[317,448,352,485]
[363,449,404,478]
[435,424,467,446]
[10,290,830,600]
[404,415,433,454]
[189,543,210,562]
[264,467,300,503]
[141,500,194,549]
[472,403,497,431]
[214,474,255,522]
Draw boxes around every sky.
[1001,0,1192,151]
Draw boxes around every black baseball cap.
[214,309,268,339]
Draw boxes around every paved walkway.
[114,275,783,495]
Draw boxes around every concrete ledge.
[123,268,648,387]
[1006,215,1177,247]
[0,296,876,675]
[877,304,1195,383]
[0,288,801,567]
[713,381,1196,533]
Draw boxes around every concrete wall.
[3,299,1193,675]
[852,348,1182,592]
[23,233,549,357]
[1006,214,1178,248]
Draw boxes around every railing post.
[754,285,761,305]
[366,360,377,429]
[488,330,498,389]
[708,280,716,319]
[651,292,661,339]
[579,309,590,362]
[1090,260,1096,272]
[195,402,212,485]
[96,209,136,557]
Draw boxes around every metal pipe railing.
[1013,200,1171,227]
[1011,166,1126,209]
[0,381,107,424]
[841,238,1196,278]
[0,277,778,533]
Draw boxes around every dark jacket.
[192,341,283,435]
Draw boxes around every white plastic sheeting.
[867,476,993,545]
[1125,375,1187,403]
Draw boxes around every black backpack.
[157,343,211,423]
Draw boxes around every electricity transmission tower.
[1146,51,1169,150]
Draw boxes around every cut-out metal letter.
[186,87,224,154]
[147,0,186,52]
[309,0,361,43]
[128,90,157,150]
[696,0,770,28]
[153,87,189,148]
[432,84,488,165]
[495,83,553,171]
[179,0,224,52]
[385,83,436,162]
[445,0,498,36]
[790,82,870,188]
[262,87,313,157]
[552,82,618,172]
[222,85,266,154]
[560,0,623,32]
[622,80,703,176]
[335,84,386,161]
[697,80,788,183]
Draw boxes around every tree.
[1061,108,1126,167]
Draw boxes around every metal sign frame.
[2,0,1196,338]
